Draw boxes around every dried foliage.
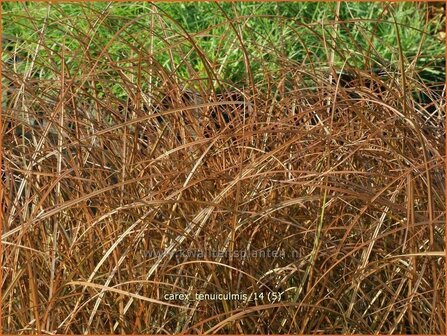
[1,2,445,334]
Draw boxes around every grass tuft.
[1,2,445,334]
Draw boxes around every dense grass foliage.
[1,2,445,334]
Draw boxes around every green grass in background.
[3,1,445,89]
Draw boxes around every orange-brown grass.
[1,3,445,334]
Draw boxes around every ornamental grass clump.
[1,2,445,334]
